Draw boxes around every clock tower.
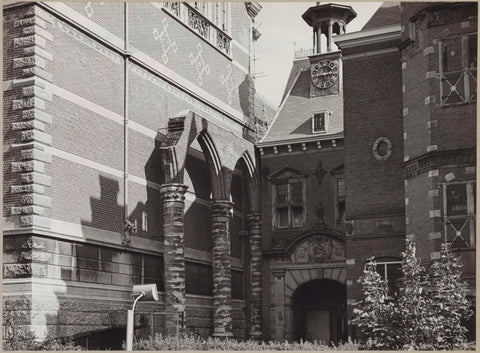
[302,3,356,97]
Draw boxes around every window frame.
[438,32,477,107]
[272,177,306,230]
[442,181,476,249]
[333,174,345,226]
[312,111,330,134]
[365,260,402,294]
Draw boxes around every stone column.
[210,200,234,337]
[160,183,188,335]
[327,22,333,51]
[273,270,286,340]
[246,213,262,340]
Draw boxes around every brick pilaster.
[246,213,262,340]
[160,183,188,335]
[210,200,234,337]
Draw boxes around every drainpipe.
[123,2,133,242]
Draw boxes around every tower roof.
[302,3,357,27]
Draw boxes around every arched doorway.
[292,279,347,344]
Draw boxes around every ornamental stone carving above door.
[290,235,345,263]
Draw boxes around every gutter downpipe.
[124,2,131,238]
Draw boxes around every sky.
[254,2,383,107]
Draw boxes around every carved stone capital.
[160,183,188,202]
[246,212,261,225]
[210,200,234,219]
[272,269,286,280]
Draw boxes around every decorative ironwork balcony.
[162,2,231,56]
[163,2,180,17]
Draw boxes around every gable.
[267,167,307,180]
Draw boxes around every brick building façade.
[3,1,276,348]
[2,1,477,348]
[257,1,476,343]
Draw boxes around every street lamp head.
[133,283,159,301]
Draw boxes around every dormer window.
[312,112,330,133]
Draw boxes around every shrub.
[3,296,82,351]
[353,235,474,350]
[132,332,359,350]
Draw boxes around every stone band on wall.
[246,213,262,340]
[210,200,234,337]
[160,183,188,335]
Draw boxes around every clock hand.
[312,72,331,79]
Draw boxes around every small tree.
[352,258,394,349]
[427,243,473,350]
[393,234,433,349]
[353,235,473,350]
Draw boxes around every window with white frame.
[312,112,330,133]
[273,178,305,229]
[374,261,402,295]
[443,181,476,249]
[439,33,477,106]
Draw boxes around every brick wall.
[343,50,405,219]
[401,2,476,286]
[3,2,257,341]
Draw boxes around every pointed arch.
[197,130,227,200]
[241,151,256,180]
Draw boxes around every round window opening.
[373,137,392,161]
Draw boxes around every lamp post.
[126,284,159,351]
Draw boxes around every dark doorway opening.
[292,278,347,344]
[73,327,125,350]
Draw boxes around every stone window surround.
[438,32,477,107]
[271,177,306,230]
[441,180,476,249]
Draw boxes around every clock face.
[311,60,339,89]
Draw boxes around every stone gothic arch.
[159,110,262,338]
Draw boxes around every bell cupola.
[302,3,357,53]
